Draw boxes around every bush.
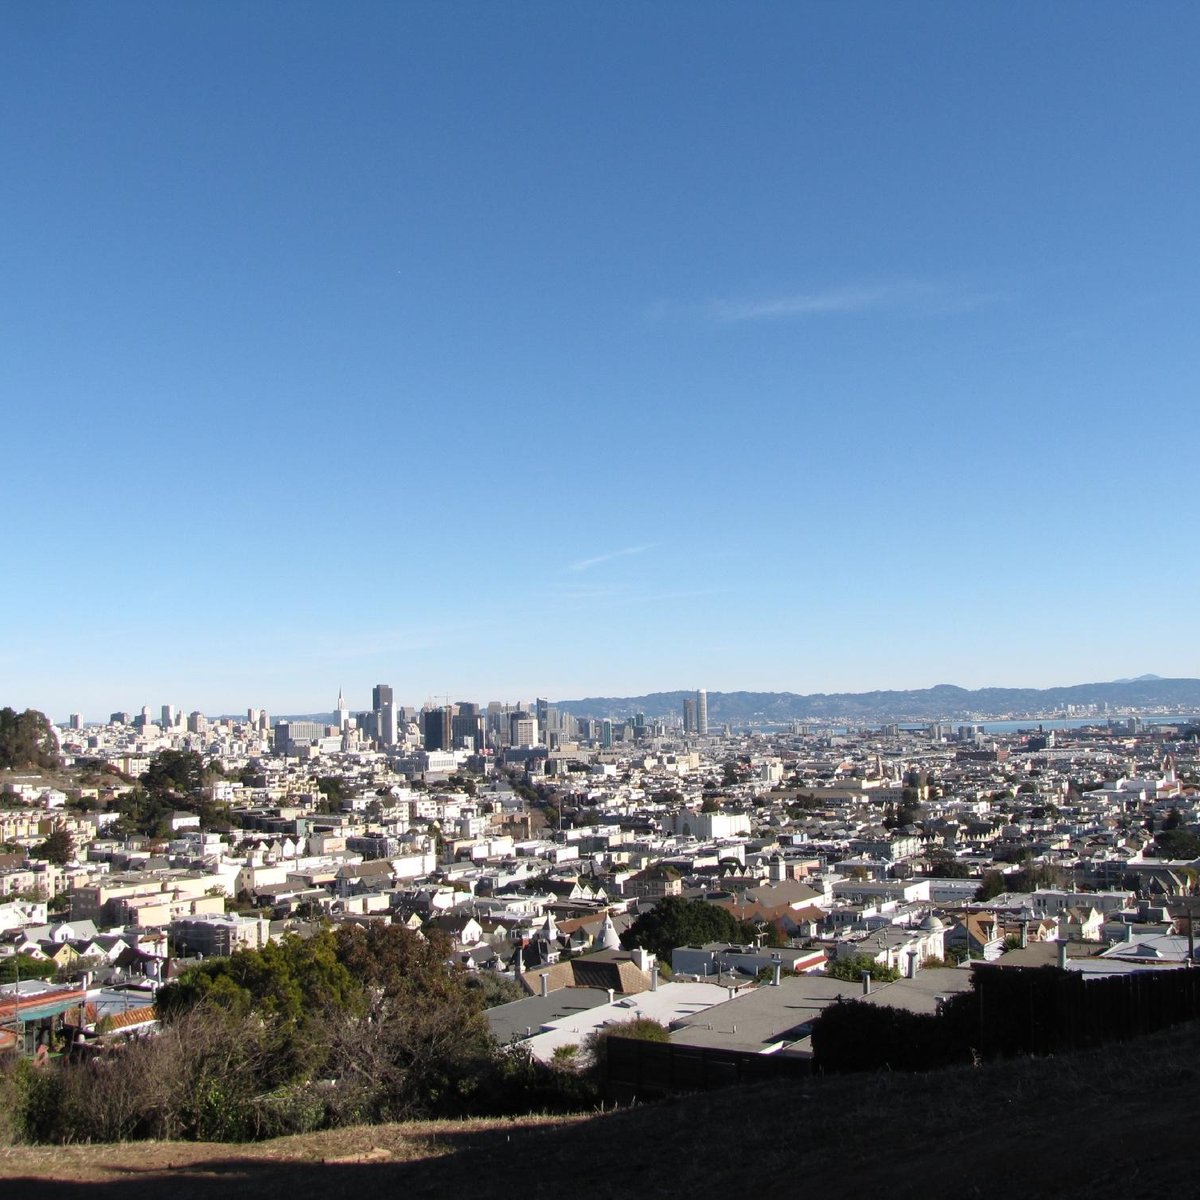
[811,995,974,1074]
[582,1017,669,1085]
[825,953,901,983]
[7,1006,287,1144]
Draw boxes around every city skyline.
[43,673,1200,728]
[4,5,1198,717]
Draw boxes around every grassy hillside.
[3,1017,1198,1199]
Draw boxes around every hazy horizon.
[40,673,1198,726]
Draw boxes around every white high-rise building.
[336,688,349,730]
[696,689,709,736]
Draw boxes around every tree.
[0,953,57,984]
[110,786,175,839]
[926,858,971,880]
[1154,828,1200,860]
[157,930,358,1034]
[621,897,755,960]
[141,750,205,798]
[463,971,526,1009]
[975,870,1008,901]
[316,776,349,805]
[31,821,74,866]
[0,708,61,770]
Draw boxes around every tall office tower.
[696,689,709,736]
[68,713,83,731]
[451,708,484,751]
[424,706,453,752]
[373,684,397,746]
[187,711,207,734]
[510,712,538,748]
[683,697,696,733]
[258,710,269,733]
[336,688,349,730]
[161,704,176,728]
[110,711,130,725]
[379,700,398,746]
[600,718,613,749]
[535,698,549,740]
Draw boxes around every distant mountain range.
[551,678,1200,724]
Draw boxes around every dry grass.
[2,1021,1198,1199]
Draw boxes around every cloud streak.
[568,543,658,573]
[713,284,908,321]
[696,280,1001,323]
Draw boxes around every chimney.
[540,972,549,998]
[1020,921,1029,949]
[771,955,782,987]
[861,970,872,995]
[1125,921,1134,943]
[906,950,918,980]
[650,966,658,991]
[1057,940,1068,970]
[607,988,615,1004]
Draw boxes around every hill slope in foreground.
[3,1020,1198,1200]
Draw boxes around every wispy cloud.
[568,543,658,573]
[645,280,1000,324]
[712,284,911,322]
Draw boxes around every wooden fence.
[604,1036,809,1101]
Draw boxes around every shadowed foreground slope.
[3,1018,1198,1200]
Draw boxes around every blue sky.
[3,3,1197,719]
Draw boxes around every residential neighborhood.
[3,690,1198,1076]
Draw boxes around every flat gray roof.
[486,987,612,1044]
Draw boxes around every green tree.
[463,971,526,1009]
[0,953,57,984]
[110,786,175,839]
[316,776,348,805]
[926,857,971,879]
[142,750,205,797]
[1155,828,1200,859]
[0,708,61,770]
[157,931,358,1034]
[975,870,1008,901]
[621,896,755,959]
[30,821,74,865]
